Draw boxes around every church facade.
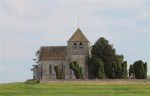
[32,28,91,81]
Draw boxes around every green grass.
[0,82,150,96]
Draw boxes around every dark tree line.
[87,37,128,79]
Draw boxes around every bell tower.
[67,28,91,78]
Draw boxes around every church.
[32,28,91,81]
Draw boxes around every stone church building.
[32,28,91,80]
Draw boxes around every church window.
[49,64,52,74]
[74,43,77,48]
[79,42,82,48]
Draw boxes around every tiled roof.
[68,28,89,42]
[39,46,67,61]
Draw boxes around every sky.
[0,0,150,83]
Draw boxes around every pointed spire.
[68,28,89,42]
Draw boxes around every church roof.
[39,46,67,61]
[68,28,89,42]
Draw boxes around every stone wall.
[67,41,90,55]
[40,79,150,83]
[67,41,91,79]
[35,39,91,81]
[39,60,66,80]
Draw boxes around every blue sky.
[0,0,150,83]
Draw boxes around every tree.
[129,64,134,77]
[133,60,145,79]
[92,38,116,64]
[144,62,147,79]
[115,55,123,79]
[112,61,117,79]
[54,65,63,79]
[69,61,83,79]
[122,61,128,79]
[90,37,127,79]
[95,59,105,79]
[86,56,97,79]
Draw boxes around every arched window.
[74,43,77,48]
[79,42,82,48]
[49,64,52,74]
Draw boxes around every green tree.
[91,38,116,79]
[90,37,127,79]
[54,65,63,79]
[95,59,105,79]
[112,61,117,79]
[115,55,123,79]
[133,60,145,79]
[144,62,147,79]
[122,61,128,79]
[129,64,134,77]
[69,61,83,79]
[86,56,97,79]
[106,63,115,79]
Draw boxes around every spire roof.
[68,28,89,42]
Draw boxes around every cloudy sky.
[0,0,150,83]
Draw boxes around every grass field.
[0,81,150,96]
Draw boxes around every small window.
[74,43,77,48]
[49,64,52,74]
[79,42,82,48]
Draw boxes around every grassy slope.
[0,82,150,96]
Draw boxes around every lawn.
[0,81,150,96]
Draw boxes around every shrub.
[69,61,83,79]
[54,65,63,79]
[24,79,39,84]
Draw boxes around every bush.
[54,65,64,79]
[24,79,39,84]
[69,61,83,79]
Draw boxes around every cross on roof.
[78,16,80,28]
